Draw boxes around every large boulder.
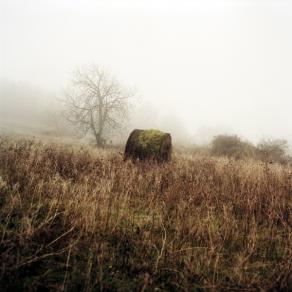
[124,129,172,162]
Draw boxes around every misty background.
[1,0,292,145]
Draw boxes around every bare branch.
[63,64,133,146]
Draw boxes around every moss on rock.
[137,129,166,153]
[125,129,172,162]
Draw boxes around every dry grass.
[0,136,291,291]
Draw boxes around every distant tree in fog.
[63,65,133,146]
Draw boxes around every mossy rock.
[124,129,172,162]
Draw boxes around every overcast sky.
[1,0,292,143]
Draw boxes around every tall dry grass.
[0,136,291,291]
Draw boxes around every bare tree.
[64,65,132,146]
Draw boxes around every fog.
[1,0,292,145]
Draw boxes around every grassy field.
[0,136,291,291]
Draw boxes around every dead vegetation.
[0,136,291,291]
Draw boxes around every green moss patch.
[137,129,166,153]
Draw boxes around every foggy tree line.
[0,65,291,164]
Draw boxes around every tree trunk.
[90,110,103,147]
[94,132,103,147]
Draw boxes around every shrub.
[256,139,290,164]
[211,135,255,159]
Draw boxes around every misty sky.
[1,0,292,143]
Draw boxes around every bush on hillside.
[211,135,255,159]
[256,139,290,164]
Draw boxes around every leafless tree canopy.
[64,65,132,146]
